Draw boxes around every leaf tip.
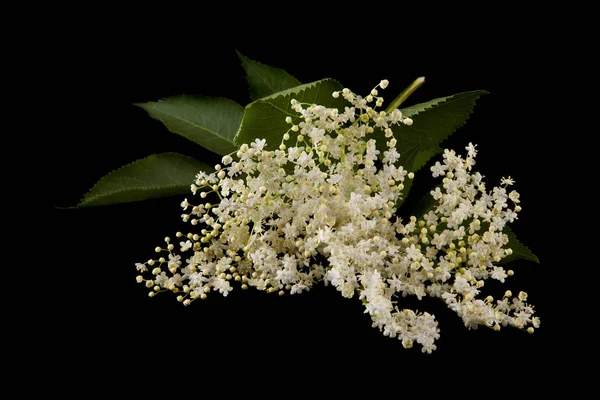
[54,204,79,210]
[235,50,253,68]
[133,102,148,110]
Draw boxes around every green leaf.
[398,179,413,209]
[410,184,439,219]
[136,96,243,156]
[234,79,347,151]
[377,90,488,173]
[237,51,302,101]
[77,153,213,207]
[500,226,540,264]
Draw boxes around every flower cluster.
[135,80,538,353]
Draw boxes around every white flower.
[251,138,266,151]
[167,254,181,269]
[135,263,147,273]
[465,142,478,158]
[291,283,308,295]
[431,161,446,178]
[180,198,189,210]
[501,176,515,186]
[135,82,538,353]
[491,266,508,282]
[180,240,192,252]
[406,244,422,261]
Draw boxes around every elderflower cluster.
[135,80,538,353]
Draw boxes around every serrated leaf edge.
[248,78,340,104]
[395,90,489,175]
[501,226,540,264]
[236,50,302,100]
[233,78,342,146]
[401,90,489,118]
[134,96,242,152]
[77,152,212,207]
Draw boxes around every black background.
[49,39,557,391]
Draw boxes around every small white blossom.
[501,176,515,186]
[431,162,446,178]
[135,263,147,273]
[180,240,192,252]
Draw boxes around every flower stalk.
[385,76,426,112]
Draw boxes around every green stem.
[385,77,426,112]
